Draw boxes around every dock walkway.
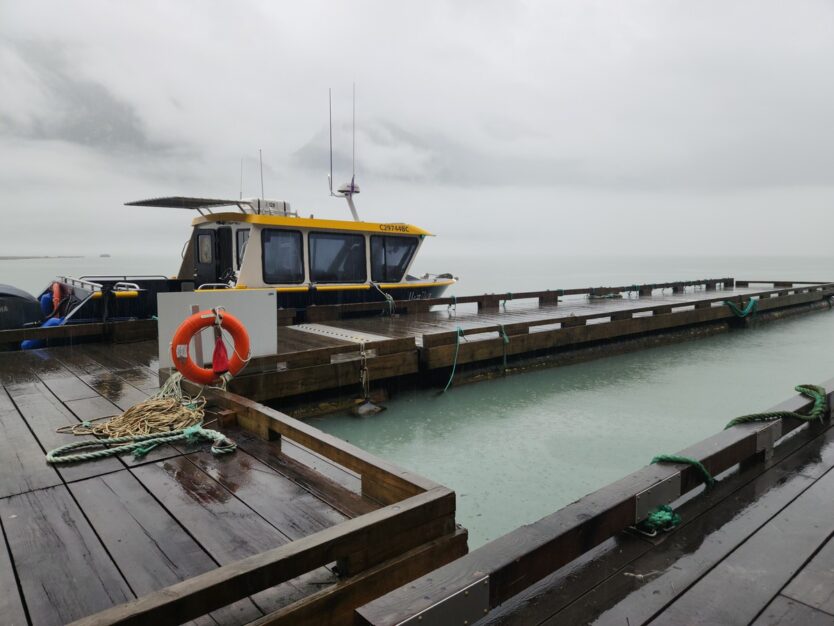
[0,342,464,625]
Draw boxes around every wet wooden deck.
[357,379,834,626]
[0,342,464,625]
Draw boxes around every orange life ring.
[170,310,250,385]
[51,282,63,315]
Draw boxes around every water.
[3,252,834,548]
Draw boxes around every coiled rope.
[47,372,236,464]
[724,384,827,429]
[635,455,715,536]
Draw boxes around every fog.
[1,1,833,259]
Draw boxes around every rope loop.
[724,298,758,318]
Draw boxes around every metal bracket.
[756,421,782,456]
[331,349,377,364]
[635,473,682,523]
[398,575,489,625]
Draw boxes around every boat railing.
[57,276,103,292]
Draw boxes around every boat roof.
[192,212,433,236]
[126,197,247,210]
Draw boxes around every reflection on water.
[313,309,834,547]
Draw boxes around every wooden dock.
[4,278,834,410]
[0,342,465,625]
[357,378,834,625]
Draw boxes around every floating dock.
[0,343,465,625]
[3,278,833,411]
[357,379,834,625]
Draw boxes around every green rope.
[502,293,513,309]
[724,384,828,429]
[635,504,681,535]
[442,327,465,393]
[499,324,510,373]
[46,425,236,465]
[652,454,715,487]
[724,298,758,318]
[635,454,715,536]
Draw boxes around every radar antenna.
[328,85,360,221]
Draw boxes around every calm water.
[3,253,834,547]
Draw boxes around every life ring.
[170,309,250,385]
[51,282,64,315]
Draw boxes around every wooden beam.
[71,487,456,626]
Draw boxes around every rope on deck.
[47,372,237,464]
[724,384,828,429]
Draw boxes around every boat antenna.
[328,88,334,195]
[259,148,265,212]
[328,86,361,221]
[239,158,243,200]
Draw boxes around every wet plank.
[188,449,348,539]
[65,394,122,421]
[4,381,123,481]
[652,467,834,625]
[38,373,99,402]
[0,387,61,498]
[781,534,834,615]
[0,518,28,626]
[751,595,834,626]
[69,471,262,626]
[0,485,132,625]
[130,457,337,614]
[537,425,834,626]
[77,370,153,412]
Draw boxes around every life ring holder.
[170,308,251,385]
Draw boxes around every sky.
[1,0,834,260]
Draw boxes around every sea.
[4,252,834,547]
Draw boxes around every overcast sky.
[2,0,834,260]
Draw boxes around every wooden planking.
[0,485,133,625]
[779,534,834,616]
[751,595,834,626]
[207,389,439,503]
[231,429,375,518]
[188,449,348,540]
[65,395,123,421]
[39,373,100,402]
[69,471,262,626]
[540,424,834,625]
[0,386,62,498]
[651,467,834,625]
[72,486,455,626]
[0,514,28,626]
[5,380,123,481]
[251,528,468,626]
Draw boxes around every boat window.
[236,229,250,268]
[262,229,304,283]
[309,232,366,283]
[197,233,213,264]
[371,236,418,282]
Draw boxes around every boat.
[1,190,455,334]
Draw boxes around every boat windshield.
[371,235,418,282]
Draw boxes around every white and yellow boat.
[129,194,455,307]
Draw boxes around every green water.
[312,308,834,548]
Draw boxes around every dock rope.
[447,295,457,316]
[724,298,758,318]
[499,324,510,374]
[442,327,465,393]
[46,425,236,464]
[635,455,715,536]
[724,384,828,429]
[48,372,237,464]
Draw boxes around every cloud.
[0,39,173,154]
